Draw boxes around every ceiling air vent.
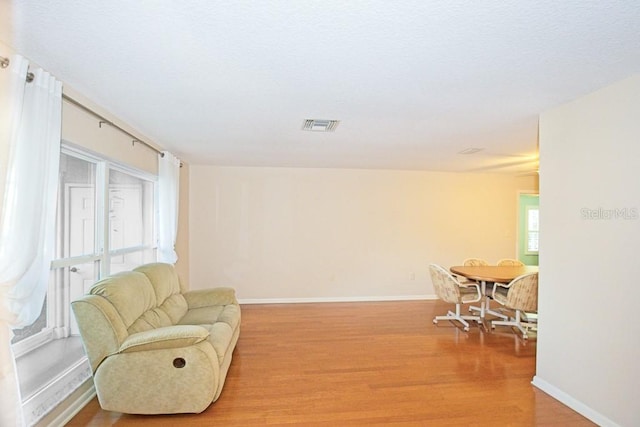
[302,119,340,132]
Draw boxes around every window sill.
[16,337,91,426]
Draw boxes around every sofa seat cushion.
[204,322,234,365]
[216,304,241,330]
[178,304,241,331]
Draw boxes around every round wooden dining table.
[449,265,538,284]
[449,265,539,319]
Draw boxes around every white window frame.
[12,143,157,357]
[525,205,539,255]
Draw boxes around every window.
[11,145,157,354]
[525,206,539,255]
[108,168,156,273]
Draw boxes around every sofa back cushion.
[91,272,156,328]
[134,263,188,326]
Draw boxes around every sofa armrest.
[119,325,210,354]
[183,287,238,309]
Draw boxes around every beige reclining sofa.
[71,262,241,414]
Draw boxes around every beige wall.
[535,74,640,426]
[189,165,537,300]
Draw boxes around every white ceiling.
[2,1,640,173]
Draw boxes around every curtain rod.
[2,54,183,165]
[62,94,185,166]
[61,94,163,157]
[1,55,34,82]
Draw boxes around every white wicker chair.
[496,258,524,266]
[463,258,489,267]
[487,259,526,319]
[491,272,538,339]
[462,258,507,320]
[429,264,482,331]
[456,258,486,295]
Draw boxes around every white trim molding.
[532,376,620,427]
[36,380,96,427]
[23,358,92,426]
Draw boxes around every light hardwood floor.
[67,300,594,426]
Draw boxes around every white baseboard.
[238,294,437,304]
[39,381,96,427]
[532,375,619,427]
[23,358,92,426]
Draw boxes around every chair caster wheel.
[463,326,470,332]
[433,319,437,324]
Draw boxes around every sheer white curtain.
[0,55,63,427]
[157,151,180,264]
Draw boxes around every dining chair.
[463,258,489,266]
[487,259,523,318]
[462,258,507,320]
[490,272,538,339]
[429,264,482,332]
[496,258,524,266]
[458,257,488,285]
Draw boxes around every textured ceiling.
[2,1,640,173]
